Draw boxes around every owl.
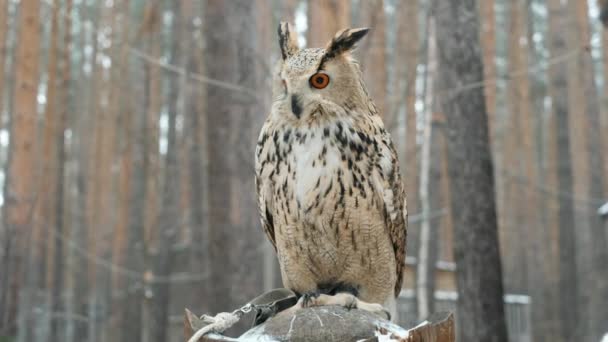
[255,22,407,319]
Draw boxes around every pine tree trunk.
[357,0,387,118]
[416,18,437,320]
[438,120,454,265]
[281,0,299,24]
[96,0,120,286]
[121,6,149,340]
[307,0,350,47]
[403,0,420,202]
[139,2,162,338]
[149,1,181,340]
[186,1,210,313]
[435,1,508,341]
[478,0,496,143]
[420,110,444,319]
[401,0,420,262]
[106,2,131,341]
[49,2,71,340]
[204,0,265,319]
[115,42,140,342]
[35,2,60,339]
[392,1,419,210]
[256,0,283,292]
[0,0,7,111]
[5,0,41,339]
[601,0,608,26]
[478,2,507,286]
[602,2,608,192]
[88,4,117,339]
[546,1,578,340]
[502,0,529,295]
[81,4,104,339]
[571,1,608,340]
[514,2,553,342]
[514,1,545,340]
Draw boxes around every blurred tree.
[403,0,420,188]
[478,1,505,269]
[149,1,181,341]
[307,0,351,46]
[34,1,61,338]
[89,3,119,336]
[204,0,265,316]
[3,0,41,339]
[2,1,608,341]
[280,0,299,24]
[181,0,209,315]
[50,2,72,340]
[538,2,563,342]
[139,1,162,337]
[504,0,533,295]
[435,0,508,341]
[0,0,7,111]
[601,0,608,26]
[121,2,149,340]
[509,3,547,342]
[570,1,608,340]
[546,0,578,341]
[602,1,608,186]
[256,0,283,291]
[141,0,161,278]
[478,0,496,143]
[397,0,420,262]
[71,3,98,339]
[184,1,210,314]
[502,5,518,283]
[107,1,132,341]
[416,17,437,319]
[437,115,454,264]
[357,0,387,118]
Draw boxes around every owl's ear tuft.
[324,27,370,59]
[278,22,299,60]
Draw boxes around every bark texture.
[546,0,578,340]
[204,0,265,318]
[434,1,508,341]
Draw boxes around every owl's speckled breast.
[270,121,397,304]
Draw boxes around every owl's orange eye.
[310,73,330,89]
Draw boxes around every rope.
[187,304,253,342]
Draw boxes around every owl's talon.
[344,296,357,310]
[292,292,390,320]
[375,308,393,321]
[299,290,321,308]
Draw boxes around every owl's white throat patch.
[290,126,341,214]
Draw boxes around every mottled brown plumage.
[255,23,407,314]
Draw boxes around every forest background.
[0,0,607,341]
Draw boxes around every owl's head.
[272,22,371,124]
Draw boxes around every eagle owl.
[255,23,407,318]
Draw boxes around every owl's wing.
[371,130,408,297]
[255,124,277,251]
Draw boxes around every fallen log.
[184,306,454,342]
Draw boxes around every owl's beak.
[291,94,303,119]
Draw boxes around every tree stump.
[184,307,454,342]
